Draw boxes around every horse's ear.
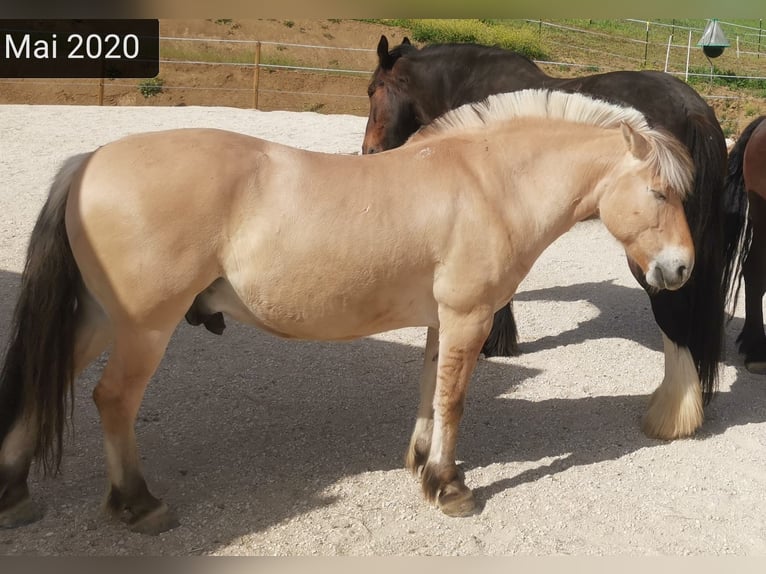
[402,37,411,45]
[621,122,651,160]
[377,35,395,69]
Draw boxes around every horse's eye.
[651,189,667,202]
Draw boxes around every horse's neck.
[495,126,623,260]
[420,53,548,121]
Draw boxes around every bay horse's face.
[598,124,695,291]
[362,36,421,155]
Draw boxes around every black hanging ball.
[703,45,725,58]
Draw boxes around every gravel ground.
[0,105,765,556]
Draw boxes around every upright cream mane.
[410,89,694,198]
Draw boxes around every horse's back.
[65,128,286,324]
[64,128,450,337]
[556,70,714,139]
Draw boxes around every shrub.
[138,77,164,98]
[402,19,547,60]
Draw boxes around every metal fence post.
[685,29,692,82]
[644,21,650,68]
[664,34,673,72]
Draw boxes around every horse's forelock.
[646,129,695,199]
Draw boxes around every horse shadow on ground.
[0,270,764,554]
[512,279,660,353]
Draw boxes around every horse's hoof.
[127,502,179,535]
[744,359,766,375]
[437,482,477,517]
[0,495,44,529]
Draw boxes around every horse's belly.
[201,276,438,340]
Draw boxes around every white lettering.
[5,34,30,59]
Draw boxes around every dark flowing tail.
[482,302,520,357]
[722,116,766,311]
[683,113,744,404]
[0,153,91,475]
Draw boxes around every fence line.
[531,19,650,45]
[3,20,765,124]
[159,58,371,76]
[162,36,376,52]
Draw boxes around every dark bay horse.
[726,116,766,372]
[363,35,747,441]
[0,90,695,532]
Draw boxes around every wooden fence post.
[253,41,261,109]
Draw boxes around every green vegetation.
[138,77,164,98]
[686,65,766,91]
[368,19,548,59]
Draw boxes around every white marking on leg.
[429,414,444,466]
[642,331,703,440]
[407,327,439,472]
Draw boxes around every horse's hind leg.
[406,327,439,474]
[93,322,178,535]
[0,288,111,528]
[738,192,766,373]
[0,419,41,528]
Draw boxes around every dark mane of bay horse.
[365,36,749,404]
[725,115,766,367]
[725,115,765,299]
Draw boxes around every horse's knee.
[92,382,125,414]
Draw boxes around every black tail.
[682,112,742,404]
[723,116,766,311]
[482,302,520,357]
[0,153,90,475]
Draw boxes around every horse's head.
[598,123,695,291]
[362,35,422,155]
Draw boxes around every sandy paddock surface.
[1,104,765,556]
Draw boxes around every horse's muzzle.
[646,249,694,291]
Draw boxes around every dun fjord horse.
[363,36,746,440]
[0,90,694,533]
[726,116,766,372]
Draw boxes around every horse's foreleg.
[420,308,491,517]
[406,327,439,474]
[642,330,703,440]
[94,323,177,535]
[626,259,704,440]
[738,192,766,373]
